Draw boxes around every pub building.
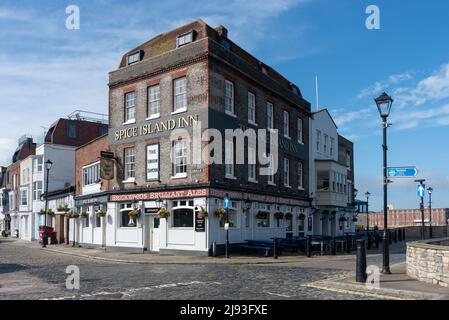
[88,20,313,255]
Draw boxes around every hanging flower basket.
[215,208,226,219]
[96,210,107,217]
[256,211,268,220]
[46,209,55,217]
[298,213,306,220]
[38,209,46,216]
[128,209,140,218]
[72,212,80,219]
[274,212,284,220]
[339,216,348,223]
[158,207,170,219]
[198,207,208,218]
[64,211,73,218]
[80,211,89,218]
[57,204,70,213]
[352,217,358,222]
[285,213,293,220]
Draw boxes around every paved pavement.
[0,238,383,300]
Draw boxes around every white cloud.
[357,72,413,99]
[333,108,373,127]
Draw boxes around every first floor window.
[248,147,256,181]
[298,118,303,143]
[283,110,290,137]
[124,147,135,180]
[172,208,194,228]
[21,189,27,206]
[83,163,100,186]
[33,181,43,201]
[225,140,234,177]
[267,102,274,129]
[284,158,290,187]
[173,139,187,176]
[148,85,161,117]
[298,162,304,189]
[267,153,274,184]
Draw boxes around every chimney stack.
[215,25,228,38]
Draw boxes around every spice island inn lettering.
[115,114,199,141]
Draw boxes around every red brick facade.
[75,135,110,196]
[369,208,449,228]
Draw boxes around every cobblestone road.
[0,239,404,300]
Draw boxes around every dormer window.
[290,83,300,95]
[127,51,141,65]
[177,31,193,48]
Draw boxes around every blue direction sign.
[223,196,230,209]
[418,184,426,198]
[387,167,419,178]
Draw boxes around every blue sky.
[1,0,448,211]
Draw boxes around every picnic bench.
[239,240,277,257]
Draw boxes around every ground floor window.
[172,208,194,228]
[120,203,135,227]
[256,211,270,228]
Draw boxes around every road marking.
[266,292,291,298]
[303,282,406,300]
[43,281,223,300]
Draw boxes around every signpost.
[387,167,418,178]
[224,194,230,259]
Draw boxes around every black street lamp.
[375,92,393,274]
[365,191,371,250]
[427,187,433,239]
[42,160,53,248]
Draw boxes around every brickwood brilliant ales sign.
[114,114,200,141]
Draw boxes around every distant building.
[368,208,449,229]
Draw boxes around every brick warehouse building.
[368,208,449,229]
[102,20,312,255]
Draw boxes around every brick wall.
[369,208,449,228]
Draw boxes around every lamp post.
[224,194,230,259]
[365,191,371,250]
[42,160,53,248]
[375,92,393,274]
[427,187,433,239]
[415,179,426,240]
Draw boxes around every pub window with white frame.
[225,140,234,178]
[173,139,187,176]
[283,110,290,137]
[148,85,160,118]
[324,134,328,154]
[124,92,136,123]
[267,102,274,129]
[248,147,256,182]
[247,92,256,124]
[83,163,100,186]
[219,201,238,228]
[173,77,187,112]
[298,162,304,189]
[225,80,234,114]
[95,214,101,228]
[119,203,135,228]
[176,31,193,47]
[172,200,194,228]
[284,158,290,187]
[124,147,135,180]
[298,118,303,143]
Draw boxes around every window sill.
[146,114,160,121]
[248,179,258,184]
[225,175,237,180]
[284,185,292,189]
[122,119,136,126]
[171,107,187,115]
[171,173,187,180]
[122,178,136,184]
[267,182,277,187]
[298,140,305,146]
[284,135,291,140]
[225,111,237,118]
[248,120,258,127]
[298,187,305,191]
[118,227,137,229]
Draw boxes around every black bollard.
[356,239,367,283]
[212,241,217,257]
[394,230,398,243]
[398,229,402,242]
[346,236,351,254]
[367,231,371,250]
[273,237,278,260]
[403,229,406,241]
[375,234,379,249]
[306,236,312,258]
[332,237,336,256]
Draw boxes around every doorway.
[150,216,160,252]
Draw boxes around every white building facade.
[19,156,34,241]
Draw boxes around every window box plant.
[80,211,89,218]
[215,208,226,219]
[57,204,70,213]
[128,209,140,218]
[285,212,293,220]
[157,207,170,219]
[297,213,306,220]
